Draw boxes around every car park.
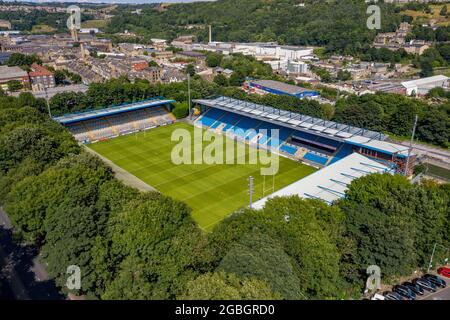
[423,274,446,288]
[414,278,437,292]
[393,285,416,300]
[403,282,424,296]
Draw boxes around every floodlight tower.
[248,176,254,209]
[404,114,418,176]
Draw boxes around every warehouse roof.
[249,79,313,95]
[401,75,448,88]
[0,65,28,81]
[253,153,393,207]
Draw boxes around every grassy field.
[90,122,316,231]
[31,24,56,33]
[81,19,109,29]
[401,4,450,26]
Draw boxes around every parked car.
[438,267,450,279]
[393,285,416,300]
[403,282,424,295]
[384,292,401,300]
[423,274,446,288]
[371,293,385,300]
[414,278,437,292]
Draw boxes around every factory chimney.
[208,25,212,44]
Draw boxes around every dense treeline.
[333,93,450,147]
[0,88,449,299]
[105,0,402,55]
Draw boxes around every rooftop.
[193,96,387,141]
[401,75,448,88]
[29,63,53,77]
[0,65,28,80]
[53,98,175,125]
[253,152,393,207]
[249,79,313,94]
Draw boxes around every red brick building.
[29,63,55,91]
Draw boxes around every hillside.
[105,0,403,54]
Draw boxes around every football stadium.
[54,95,416,230]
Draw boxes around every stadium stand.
[55,98,176,143]
[193,96,416,174]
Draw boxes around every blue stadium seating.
[198,107,358,166]
[280,144,298,155]
[303,152,328,165]
[199,108,226,128]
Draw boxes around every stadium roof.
[248,79,314,94]
[345,136,411,158]
[252,153,393,208]
[193,96,387,141]
[53,98,175,125]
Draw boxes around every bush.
[172,102,189,119]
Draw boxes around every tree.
[54,70,66,85]
[337,70,352,81]
[7,80,22,92]
[339,173,449,282]
[218,229,302,299]
[228,70,246,86]
[209,197,344,299]
[171,101,189,119]
[185,64,195,77]
[103,194,210,299]
[440,5,447,17]
[206,52,223,68]
[180,271,281,300]
[6,53,42,70]
[213,74,229,86]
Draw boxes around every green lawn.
[89,122,316,231]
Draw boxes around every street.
[0,208,63,300]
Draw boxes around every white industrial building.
[252,153,393,208]
[401,75,448,96]
[287,60,309,74]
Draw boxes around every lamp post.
[45,87,52,118]
[187,73,192,120]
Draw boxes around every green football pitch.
[89,122,316,231]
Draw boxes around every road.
[0,208,63,300]
[394,139,450,166]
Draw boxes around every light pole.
[44,87,52,118]
[248,176,254,209]
[427,243,449,272]
[187,73,192,120]
[404,114,418,176]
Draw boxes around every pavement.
[0,208,63,300]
